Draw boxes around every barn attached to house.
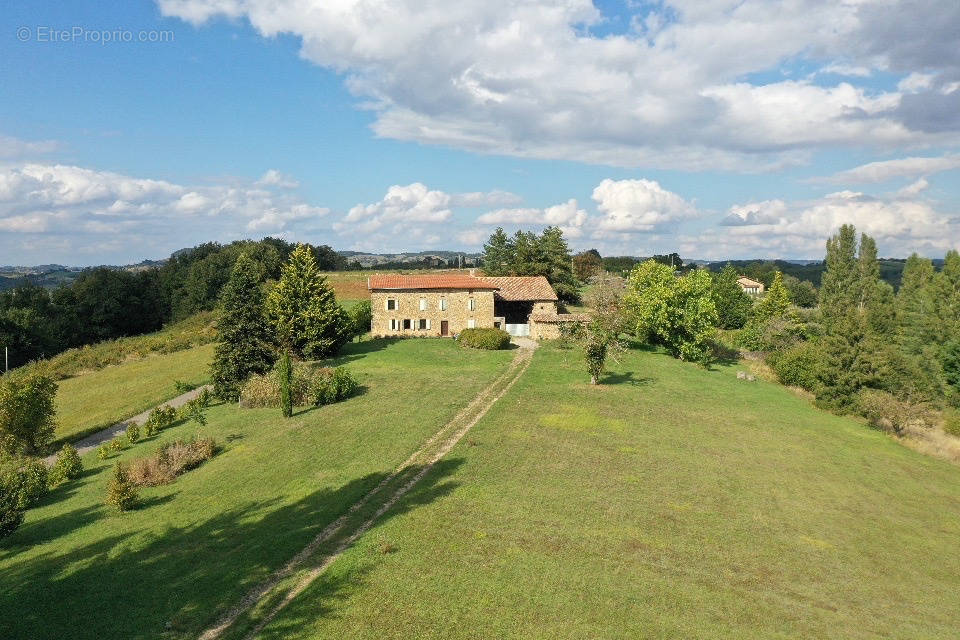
[368,273,579,339]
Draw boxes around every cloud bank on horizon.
[1,0,958,264]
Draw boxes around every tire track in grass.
[200,344,535,640]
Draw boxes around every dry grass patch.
[127,437,216,487]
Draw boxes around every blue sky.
[1,0,958,265]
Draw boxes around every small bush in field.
[105,462,138,512]
[48,444,83,488]
[856,389,932,435]
[97,444,111,460]
[241,362,358,408]
[310,367,359,406]
[126,423,141,444]
[177,398,208,427]
[0,457,49,509]
[457,328,511,350]
[127,437,217,487]
[173,380,198,395]
[145,406,177,436]
[768,342,823,391]
[944,411,960,438]
[110,436,128,453]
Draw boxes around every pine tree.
[931,250,960,345]
[752,271,791,322]
[211,254,276,400]
[539,226,578,303]
[896,254,936,353]
[266,244,351,360]
[482,228,512,276]
[712,264,753,329]
[818,224,859,329]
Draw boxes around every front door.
[440,320,449,336]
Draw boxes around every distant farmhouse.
[368,273,582,339]
[737,276,765,295]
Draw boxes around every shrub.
[768,342,823,391]
[856,389,932,435]
[127,437,216,487]
[105,462,138,512]
[0,484,24,539]
[173,380,198,395]
[145,405,177,436]
[0,457,49,509]
[126,423,140,444]
[457,328,511,350]
[97,444,111,460]
[240,362,358,408]
[176,396,208,427]
[48,444,83,488]
[944,411,960,438]
[310,367,359,406]
[0,372,58,455]
[110,436,128,452]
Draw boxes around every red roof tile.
[478,276,558,301]
[368,274,499,291]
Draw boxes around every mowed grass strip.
[256,343,960,640]
[0,338,512,640]
[53,343,215,444]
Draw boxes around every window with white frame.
[418,318,430,330]
[403,319,412,330]
[439,297,447,311]
[467,319,476,329]
[468,297,476,311]
[390,318,398,331]
[386,298,397,310]
[419,297,427,311]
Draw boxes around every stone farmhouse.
[737,276,765,295]
[368,273,582,339]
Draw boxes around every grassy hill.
[0,339,513,639]
[2,340,959,639]
[248,343,960,640]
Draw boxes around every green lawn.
[53,343,216,445]
[0,339,512,640]
[253,343,960,640]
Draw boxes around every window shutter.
[426,319,431,330]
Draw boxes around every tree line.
[482,227,579,303]
[0,238,347,370]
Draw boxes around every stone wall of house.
[370,289,496,337]
[532,301,557,314]
[530,320,562,340]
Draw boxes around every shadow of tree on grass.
[0,458,463,640]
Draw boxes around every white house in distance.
[737,276,765,295]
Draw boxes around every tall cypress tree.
[211,254,276,400]
[266,244,351,360]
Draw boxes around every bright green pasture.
[259,343,960,640]
[0,338,512,640]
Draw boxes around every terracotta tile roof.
[477,276,558,301]
[736,276,764,287]
[368,274,499,291]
